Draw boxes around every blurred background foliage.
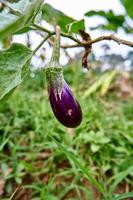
[0,62,133,199]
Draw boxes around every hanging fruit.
[45,26,82,128]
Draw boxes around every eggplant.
[45,26,82,128]
[48,80,82,128]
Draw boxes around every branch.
[61,44,81,48]
[33,24,133,49]
[85,34,133,48]
[33,23,81,45]
[61,35,133,49]
[62,35,133,48]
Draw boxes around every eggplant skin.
[48,82,82,128]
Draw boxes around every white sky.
[45,0,125,19]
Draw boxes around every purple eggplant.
[45,26,82,128]
[48,81,82,128]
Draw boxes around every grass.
[0,62,133,200]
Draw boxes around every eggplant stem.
[49,26,61,65]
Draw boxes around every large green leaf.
[0,0,42,40]
[8,0,32,14]
[121,0,133,18]
[85,10,125,32]
[42,3,74,33]
[0,43,32,102]
[42,3,85,34]
[9,0,43,22]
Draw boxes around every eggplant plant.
[45,26,82,128]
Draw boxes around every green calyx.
[45,26,64,94]
[46,67,63,87]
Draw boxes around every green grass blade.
[52,137,105,195]
[0,137,10,151]
[100,70,117,96]
[113,192,133,200]
[109,166,133,195]
[83,73,107,97]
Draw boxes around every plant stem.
[33,33,54,55]
[33,23,52,34]
[33,23,133,48]
[33,23,81,44]
[49,26,61,64]
[88,34,133,48]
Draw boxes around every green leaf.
[85,10,125,32]
[0,13,18,31]
[83,71,117,97]
[121,0,133,18]
[85,10,125,26]
[0,0,42,40]
[100,70,117,96]
[0,43,32,102]
[66,19,85,34]
[8,0,32,14]
[42,3,84,34]
[90,144,100,152]
[83,73,108,97]
[44,195,59,200]
[113,192,133,200]
[90,23,132,33]
[0,137,10,151]
[42,3,74,32]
